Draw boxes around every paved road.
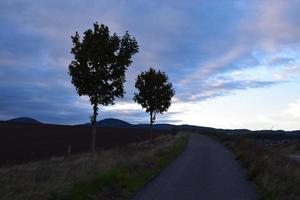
[132,133,258,200]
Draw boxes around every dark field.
[0,123,168,166]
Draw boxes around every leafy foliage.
[134,68,175,124]
[69,22,139,108]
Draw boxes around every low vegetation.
[0,133,188,200]
[201,132,300,200]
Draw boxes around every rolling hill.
[6,117,43,124]
[96,118,133,128]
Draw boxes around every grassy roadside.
[198,132,300,200]
[0,133,188,200]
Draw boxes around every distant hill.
[84,118,134,128]
[97,118,133,128]
[6,117,43,124]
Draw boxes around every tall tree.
[134,68,175,142]
[69,23,139,158]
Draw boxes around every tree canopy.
[69,22,139,107]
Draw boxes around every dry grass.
[0,133,187,200]
[204,133,300,200]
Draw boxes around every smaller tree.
[134,68,175,142]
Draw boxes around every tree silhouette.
[134,68,175,142]
[69,23,139,158]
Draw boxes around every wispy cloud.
[239,0,300,51]
[180,78,281,102]
[181,46,246,84]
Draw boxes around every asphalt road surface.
[132,133,258,200]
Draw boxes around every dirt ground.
[0,123,167,165]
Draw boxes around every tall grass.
[0,133,188,200]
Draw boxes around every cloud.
[240,0,300,51]
[176,0,300,103]
[181,46,246,84]
[0,51,18,65]
[267,56,294,66]
[266,54,300,81]
[181,78,281,102]
[273,65,300,81]
[285,99,300,118]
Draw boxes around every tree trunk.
[150,111,153,144]
[91,120,96,160]
[91,103,98,160]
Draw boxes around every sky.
[0,0,300,130]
